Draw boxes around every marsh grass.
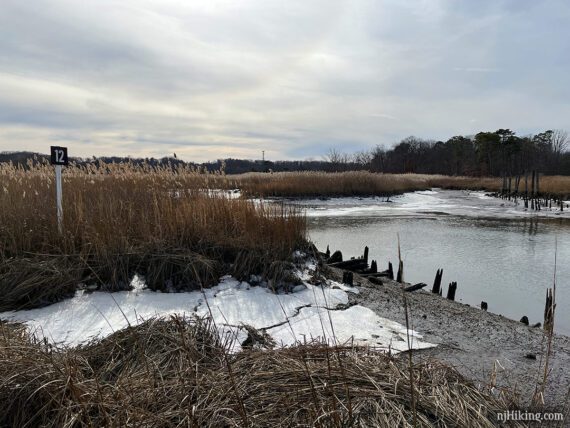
[0,316,524,427]
[226,171,570,198]
[0,160,306,310]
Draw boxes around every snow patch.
[0,275,435,354]
[268,305,432,352]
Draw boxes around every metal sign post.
[50,146,69,234]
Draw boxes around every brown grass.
[0,316,523,427]
[223,171,570,198]
[0,160,306,309]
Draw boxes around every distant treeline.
[365,129,570,176]
[2,128,569,176]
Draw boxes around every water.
[291,190,570,335]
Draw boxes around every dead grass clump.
[0,256,81,311]
[0,316,523,427]
[142,251,222,292]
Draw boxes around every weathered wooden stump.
[446,282,457,301]
[396,260,403,283]
[370,260,377,273]
[520,315,529,326]
[342,271,354,286]
[329,258,368,271]
[405,283,427,292]
[388,262,394,280]
[368,277,383,286]
[481,301,488,311]
[432,268,443,294]
[328,250,343,264]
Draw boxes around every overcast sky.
[1,0,569,162]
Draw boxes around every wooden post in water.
[388,262,394,280]
[446,282,457,301]
[524,171,529,209]
[325,245,330,259]
[396,260,403,283]
[363,246,369,264]
[514,175,520,204]
[432,268,443,294]
[370,260,377,273]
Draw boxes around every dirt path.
[327,267,570,409]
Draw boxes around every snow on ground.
[0,268,435,353]
[268,305,433,352]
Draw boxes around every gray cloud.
[0,0,569,161]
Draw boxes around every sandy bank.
[330,266,570,408]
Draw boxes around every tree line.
[362,129,569,176]
[1,129,568,176]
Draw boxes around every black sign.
[50,146,69,166]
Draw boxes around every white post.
[55,164,63,234]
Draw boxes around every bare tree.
[551,129,569,156]
[324,148,343,164]
[352,150,373,166]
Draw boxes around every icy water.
[292,190,570,335]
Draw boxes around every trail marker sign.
[50,146,68,166]
[50,146,68,233]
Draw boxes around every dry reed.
[225,171,570,198]
[0,160,306,310]
[0,316,524,427]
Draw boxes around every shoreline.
[324,265,570,408]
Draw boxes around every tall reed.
[0,159,306,309]
[223,171,570,198]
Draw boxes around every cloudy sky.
[1,0,569,161]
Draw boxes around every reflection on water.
[297,190,570,335]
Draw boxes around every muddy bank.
[327,267,570,409]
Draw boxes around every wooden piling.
[446,282,457,301]
[363,246,369,264]
[370,260,377,273]
[396,260,403,283]
[328,250,343,264]
[405,283,427,292]
[524,171,529,208]
[432,268,443,294]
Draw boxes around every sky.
[1,0,569,162]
